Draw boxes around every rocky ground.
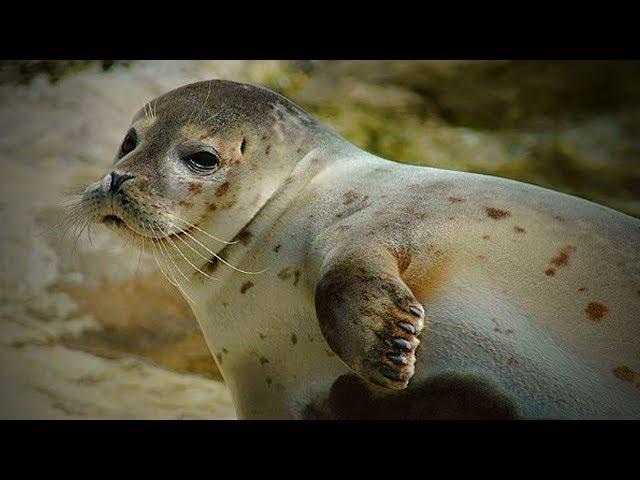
[0,60,638,419]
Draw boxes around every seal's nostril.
[109,172,135,193]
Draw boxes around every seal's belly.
[401,211,640,418]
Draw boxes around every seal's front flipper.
[314,247,424,389]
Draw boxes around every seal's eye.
[185,151,221,174]
[120,129,138,156]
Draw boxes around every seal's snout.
[108,171,135,194]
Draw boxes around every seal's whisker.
[62,185,91,198]
[145,101,154,120]
[86,223,95,247]
[145,224,175,283]
[150,222,190,282]
[151,238,194,304]
[193,81,212,124]
[56,200,92,239]
[59,213,87,242]
[53,203,88,255]
[170,222,265,275]
[71,217,92,252]
[186,82,211,125]
[134,234,146,279]
[145,222,194,304]
[165,212,239,245]
[166,232,220,281]
[170,231,219,280]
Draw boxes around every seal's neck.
[187,139,359,419]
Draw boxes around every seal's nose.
[108,172,135,194]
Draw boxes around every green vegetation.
[281,61,640,217]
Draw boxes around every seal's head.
[78,80,320,249]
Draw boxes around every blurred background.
[0,60,638,419]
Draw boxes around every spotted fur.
[83,80,640,419]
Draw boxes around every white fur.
[180,147,640,419]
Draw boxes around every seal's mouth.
[100,213,197,243]
[101,214,126,228]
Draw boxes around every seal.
[76,79,640,419]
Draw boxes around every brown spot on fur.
[222,348,228,354]
[343,190,359,205]
[215,182,230,197]
[448,197,465,203]
[485,207,511,220]
[491,318,514,335]
[204,257,219,275]
[215,353,223,364]
[240,281,254,294]
[425,244,441,254]
[293,270,300,286]
[491,319,502,333]
[514,226,526,233]
[507,356,520,366]
[273,244,281,253]
[585,301,609,321]
[551,245,576,268]
[291,334,297,345]
[179,201,194,209]
[188,182,202,194]
[266,377,272,385]
[578,286,588,292]
[265,144,271,155]
[613,366,635,382]
[278,268,292,280]
[207,203,217,212]
[482,235,490,240]
[222,199,237,209]
[259,356,269,365]
[544,245,576,276]
[476,255,486,261]
[237,230,253,246]
[258,333,266,340]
